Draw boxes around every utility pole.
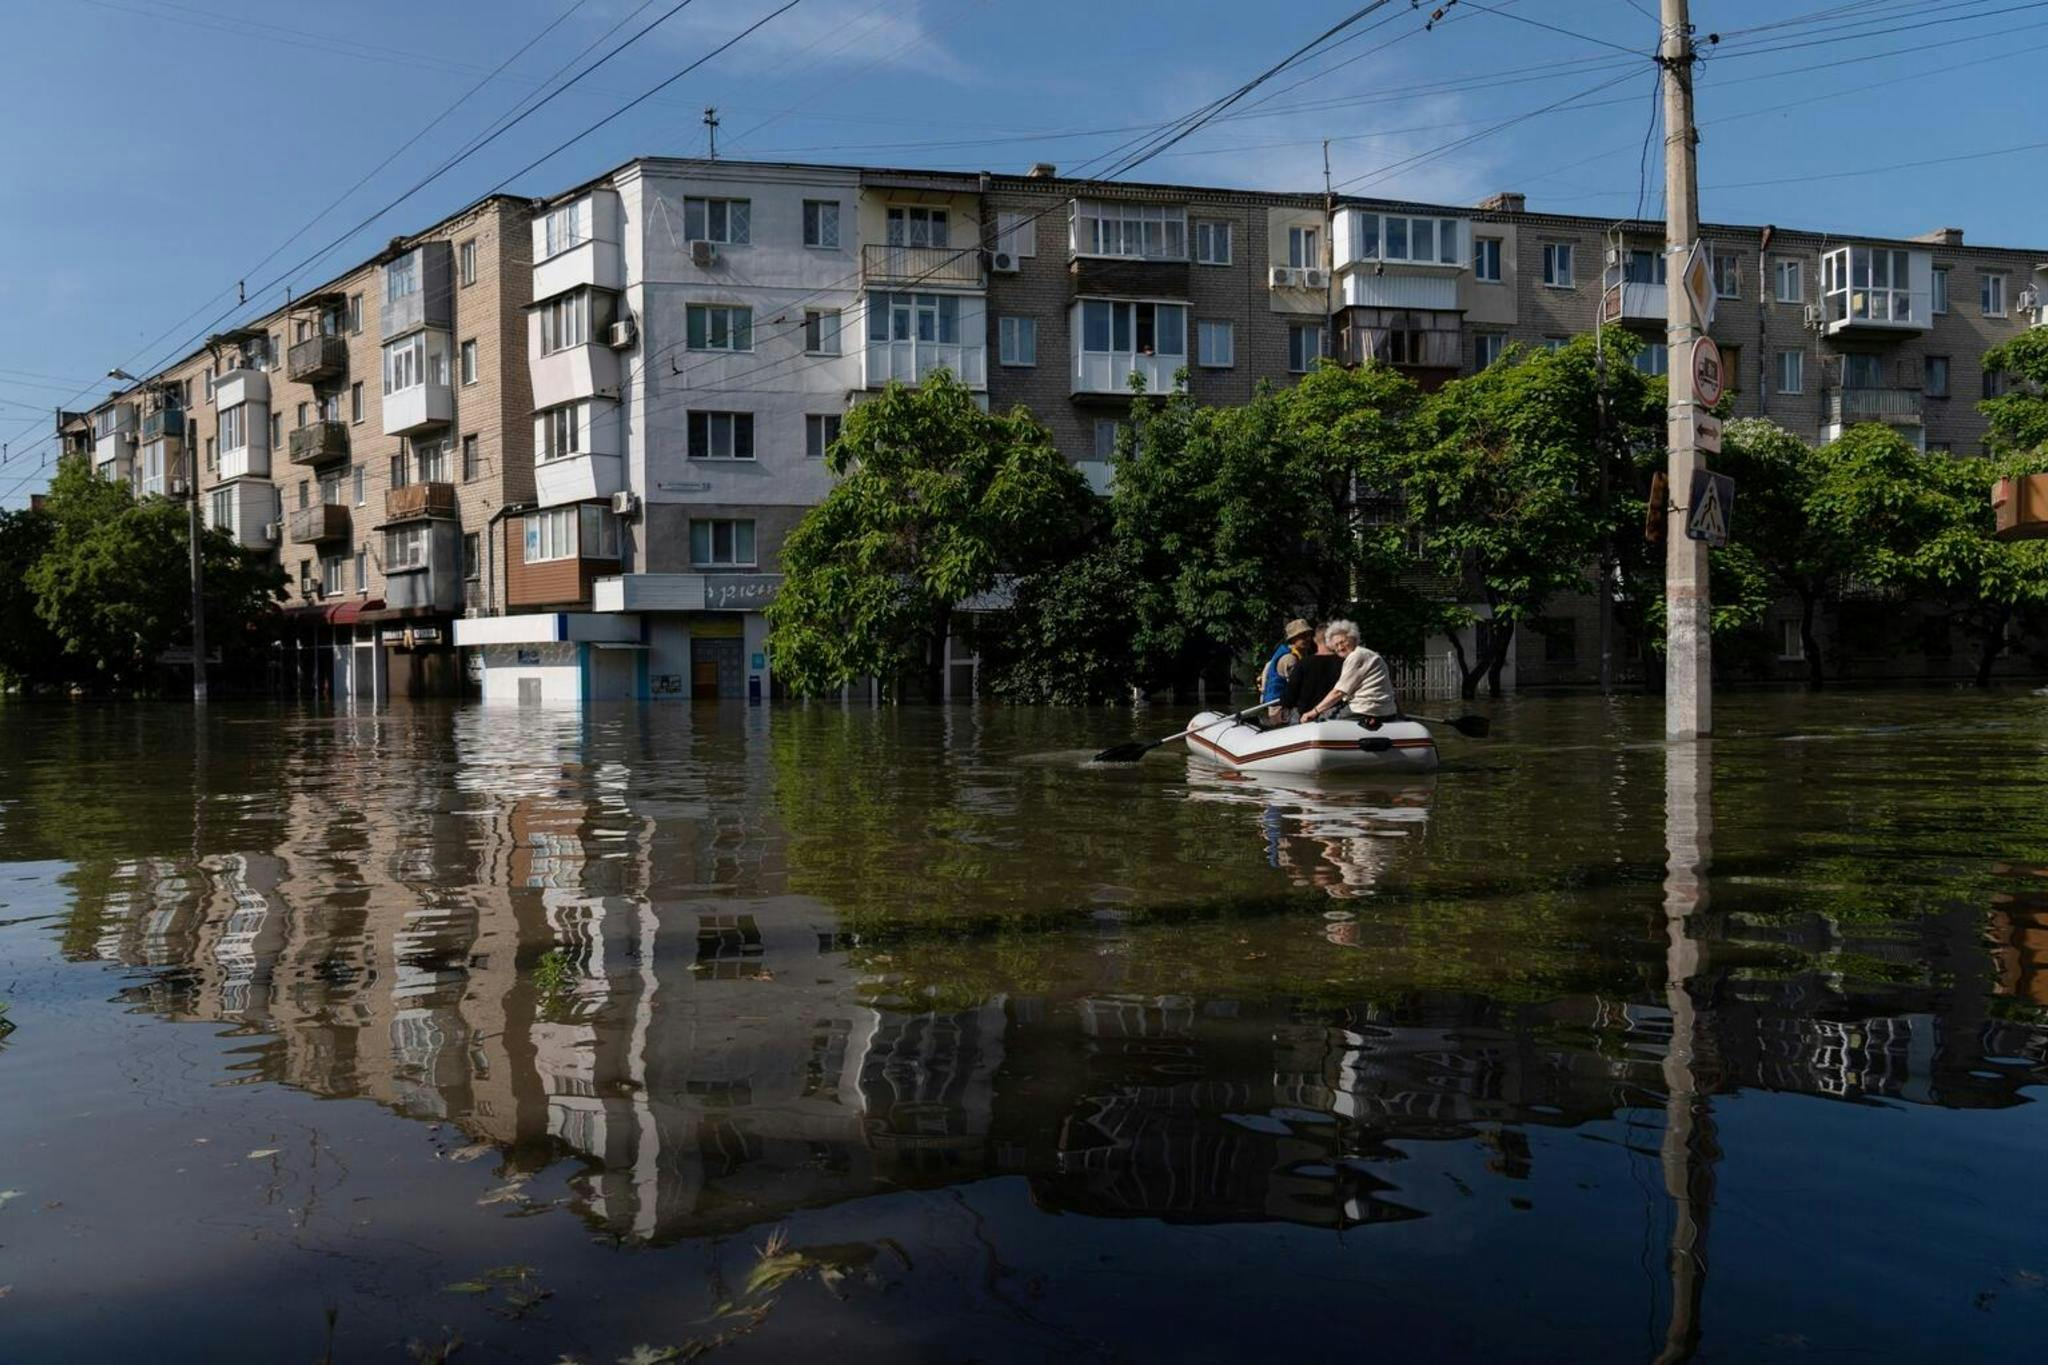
[704,106,719,159]
[185,415,208,704]
[1661,0,1709,738]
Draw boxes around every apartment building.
[76,194,534,700]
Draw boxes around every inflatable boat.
[1182,710,1439,775]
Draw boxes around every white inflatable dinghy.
[1182,710,1439,775]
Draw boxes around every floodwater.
[1,693,2046,1363]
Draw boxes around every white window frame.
[686,303,753,352]
[460,338,478,385]
[1776,349,1804,395]
[385,524,429,571]
[995,210,1037,259]
[684,197,750,245]
[885,205,949,249]
[1822,246,1914,324]
[350,381,364,424]
[802,199,840,249]
[1633,343,1670,377]
[382,332,426,395]
[1077,299,1186,361]
[524,506,576,564]
[1071,199,1188,261]
[1287,224,1321,270]
[1473,236,1502,283]
[1287,323,1322,374]
[540,404,581,462]
[1093,419,1123,461]
[1982,272,2008,317]
[1932,265,1950,315]
[1474,332,1506,369]
[805,413,842,460]
[385,251,418,307]
[1192,219,1232,266]
[687,410,755,461]
[1774,258,1803,304]
[803,308,841,356]
[1196,319,1234,369]
[459,238,478,286]
[538,290,590,355]
[1712,251,1741,300]
[1542,242,1575,288]
[998,315,1037,367]
[543,200,587,259]
[413,438,448,484]
[1351,212,1464,266]
[321,554,347,595]
[462,433,480,481]
[689,518,757,567]
[218,403,247,453]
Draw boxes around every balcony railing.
[1826,387,1924,426]
[863,340,986,390]
[862,243,983,289]
[140,407,185,443]
[289,503,351,544]
[287,420,350,466]
[385,481,457,522]
[287,334,348,384]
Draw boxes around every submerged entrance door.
[690,638,742,699]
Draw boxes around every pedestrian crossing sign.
[1686,469,1735,546]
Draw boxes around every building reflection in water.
[57,708,2048,1261]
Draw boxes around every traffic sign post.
[1690,336,1724,410]
[1685,469,1735,547]
[1680,241,1716,330]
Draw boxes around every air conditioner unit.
[610,490,640,517]
[308,583,324,601]
[990,250,1020,274]
[690,239,718,268]
[608,316,638,350]
[263,520,282,543]
[1301,267,1329,289]
[169,477,189,496]
[1269,265,1298,288]
[1803,302,1826,328]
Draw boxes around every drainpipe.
[1757,225,1775,419]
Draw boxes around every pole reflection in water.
[1659,738,1716,1365]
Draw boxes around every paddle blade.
[1447,715,1492,738]
[1091,741,1154,764]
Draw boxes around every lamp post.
[110,367,207,704]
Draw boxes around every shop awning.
[324,598,383,625]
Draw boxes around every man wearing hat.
[1257,618,1316,727]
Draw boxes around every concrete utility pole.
[186,416,208,704]
[1661,0,1709,738]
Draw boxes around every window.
[538,291,589,354]
[463,532,481,581]
[1822,246,1914,324]
[1982,272,2007,317]
[1924,355,1950,398]
[459,238,477,286]
[1633,343,1669,377]
[805,413,841,459]
[295,401,308,428]
[1287,323,1322,373]
[1192,219,1232,266]
[1844,353,1885,389]
[462,434,480,481]
[684,197,750,245]
[350,382,364,423]
[1932,266,1950,314]
[270,413,282,449]
[689,518,756,567]
[540,404,580,461]
[414,438,447,483]
[543,200,586,258]
[1619,248,1667,285]
[802,199,840,249]
[1078,300,1185,357]
[1288,225,1321,270]
[348,293,363,334]
[1541,337,1568,352]
[389,451,409,488]
[383,333,426,394]
[297,479,310,510]
[686,304,753,352]
[353,464,365,505]
[1350,212,1463,266]
[1984,369,2009,400]
[995,210,1037,259]
[1776,350,1804,394]
[386,524,429,571]
[354,548,366,593]
[322,555,346,595]
[319,472,341,505]
[385,252,418,307]
[1542,242,1574,288]
[885,205,948,248]
[687,410,755,460]
[1774,258,1803,304]
[460,339,478,384]
[1196,319,1234,368]
[1474,333,1506,369]
[1093,419,1123,461]
[998,316,1037,366]
[1072,199,1186,260]
[219,404,247,452]
[524,506,577,563]
[1712,251,1741,299]
[208,488,233,533]
[803,308,841,355]
[1473,237,1502,283]
[870,292,961,345]
[203,365,216,403]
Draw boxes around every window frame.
[687,410,756,461]
[460,338,478,385]
[1287,323,1323,374]
[1474,332,1506,369]
[1774,258,1804,304]
[805,413,842,460]
[1924,354,1950,399]
[689,518,757,568]
[538,290,591,356]
[1932,265,1950,315]
[462,433,480,481]
[1351,212,1464,267]
[1776,349,1804,395]
[683,196,752,246]
[1711,251,1741,300]
[1981,272,2008,318]
[540,403,582,462]
[998,315,1037,367]
[801,199,841,250]
[1196,319,1235,369]
[1077,299,1186,359]
[1192,219,1233,266]
[458,238,478,287]
[803,308,842,356]
[1071,199,1188,261]
[1541,242,1575,289]
[685,303,754,353]
[1473,236,1502,284]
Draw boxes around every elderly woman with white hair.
[1300,619,1398,729]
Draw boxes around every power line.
[1456,0,1648,55]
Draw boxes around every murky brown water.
[2,692,2046,1362]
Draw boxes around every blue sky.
[2,0,2041,503]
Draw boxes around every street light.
[110,366,208,704]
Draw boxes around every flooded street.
[2,692,2047,1362]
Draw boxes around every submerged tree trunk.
[925,603,953,703]
[1975,603,2013,688]
[1485,619,1516,698]
[1799,590,1824,690]
[1448,630,1484,700]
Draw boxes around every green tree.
[767,371,1092,699]
[0,501,65,689]
[1910,452,2048,685]
[1406,332,1661,697]
[25,456,285,694]
[1981,328,2048,458]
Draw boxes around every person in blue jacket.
[1258,619,1315,725]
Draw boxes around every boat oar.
[1399,713,1492,738]
[1092,701,1276,764]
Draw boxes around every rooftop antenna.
[704,106,719,160]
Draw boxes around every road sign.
[1690,336,1725,409]
[1681,241,1715,329]
[1686,469,1735,547]
[1686,409,1722,454]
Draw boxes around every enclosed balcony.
[1599,248,1668,323]
[861,243,982,289]
[1820,245,1932,337]
[1070,298,1188,399]
[214,367,269,410]
[381,329,453,436]
[288,420,350,466]
[289,503,351,544]
[862,291,987,390]
[287,334,348,385]
[384,481,457,524]
[140,404,185,444]
[1826,386,1924,427]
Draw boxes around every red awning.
[324,598,383,625]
